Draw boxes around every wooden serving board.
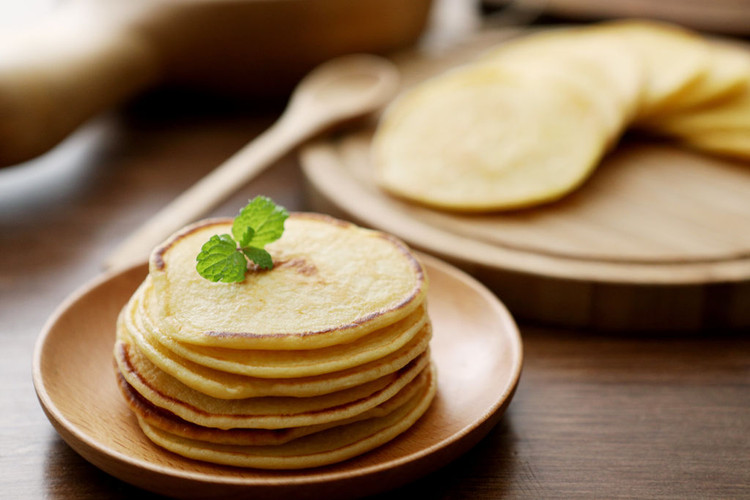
[299,30,750,331]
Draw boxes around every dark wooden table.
[2,6,749,500]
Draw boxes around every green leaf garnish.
[196,196,288,282]
[233,196,288,247]
[195,234,248,283]
[236,226,255,248]
[241,246,274,270]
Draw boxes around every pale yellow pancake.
[148,214,428,350]
[373,63,612,211]
[116,362,430,446]
[135,277,429,378]
[136,363,437,469]
[639,41,750,118]
[118,299,433,399]
[646,86,750,136]
[115,327,430,429]
[478,25,646,133]
[596,20,710,120]
[643,80,750,160]
[681,129,750,160]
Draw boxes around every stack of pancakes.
[113,213,435,469]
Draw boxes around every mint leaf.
[233,196,289,248]
[195,196,288,282]
[196,234,248,283]
[236,226,255,248]
[242,247,274,270]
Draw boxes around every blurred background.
[1,0,748,172]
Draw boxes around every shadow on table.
[44,437,167,500]
[364,415,521,500]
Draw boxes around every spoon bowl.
[287,55,400,125]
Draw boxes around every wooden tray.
[299,32,750,331]
[33,255,522,499]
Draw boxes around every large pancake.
[115,363,431,446]
[645,85,750,136]
[148,213,428,350]
[136,277,429,378]
[114,330,431,429]
[593,20,710,120]
[373,63,612,211]
[638,40,750,119]
[681,129,750,160]
[136,363,437,469]
[118,302,433,399]
[478,24,645,134]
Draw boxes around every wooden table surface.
[2,4,749,500]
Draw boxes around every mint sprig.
[196,196,288,283]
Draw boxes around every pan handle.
[0,2,161,167]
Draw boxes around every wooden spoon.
[104,54,399,270]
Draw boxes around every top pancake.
[148,213,428,350]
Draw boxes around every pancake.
[115,329,431,429]
[118,296,433,398]
[681,129,750,160]
[638,41,750,119]
[136,363,437,469]
[474,56,631,150]
[373,63,612,211]
[148,213,428,350]
[116,362,431,446]
[478,24,645,133]
[645,86,750,136]
[136,277,429,378]
[594,20,710,120]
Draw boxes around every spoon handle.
[104,114,317,270]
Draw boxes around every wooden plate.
[32,255,522,500]
[299,32,750,331]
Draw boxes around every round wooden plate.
[32,254,522,500]
[299,32,750,331]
